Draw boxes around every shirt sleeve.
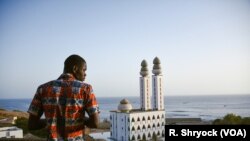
[85,85,100,116]
[27,87,43,117]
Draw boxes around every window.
[132,126,135,131]
[132,135,135,140]
[142,116,145,121]
[137,117,140,121]
[153,124,155,128]
[148,133,151,137]
[132,118,135,122]
[143,134,146,140]
[138,135,141,140]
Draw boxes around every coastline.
[0,109,110,140]
[0,109,212,140]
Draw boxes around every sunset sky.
[0,0,249,98]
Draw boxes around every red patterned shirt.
[28,73,99,141]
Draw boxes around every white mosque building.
[110,57,165,141]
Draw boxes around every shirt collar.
[58,73,76,81]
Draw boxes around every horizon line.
[1,93,249,100]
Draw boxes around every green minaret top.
[152,57,162,75]
[140,59,149,77]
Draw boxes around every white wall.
[111,110,165,141]
[152,75,164,110]
[0,127,23,138]
[140,77,151,110]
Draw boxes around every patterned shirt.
[28,73,99,141]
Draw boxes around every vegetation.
[98,118,110,129]
[15,117,47,138]
[14,117,110,138]
[213,113,250,125]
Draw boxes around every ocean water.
[0,95,249,121]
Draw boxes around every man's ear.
[73,65,78,74]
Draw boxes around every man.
[28,54,99,141]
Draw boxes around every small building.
[0,126,23,139]
[110,57,165,141]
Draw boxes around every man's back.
[28,73,99,140]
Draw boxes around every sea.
[0,94,250,121]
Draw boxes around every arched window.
[143,134,146,140]
[153,132,157,139]
[132,126,135,131]
[153,124,155,128]
[153,115,155,120]
[148,133,151,137]
[157,115,160,119]
[132,135,135,140]
[157,123,160,127]
[128,118,130,122]
[148,125,151,128]
[137,117,140,121]
[142,125,146,129]
[148,116,151,120]
[157,131,160,135]
[138,135,141,140]
[142,116,145,121]
[132,118,135,122]
[137,126,141,130]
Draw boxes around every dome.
[120,99,129,104]
[118,99,133,112]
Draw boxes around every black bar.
[165,125,250,140]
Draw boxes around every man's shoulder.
[37,80,57,88]
[37,79,93,89]
[72,80,92,88]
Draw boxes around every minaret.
[152,57,164,110]
[140,60,151,110]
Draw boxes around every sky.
[0,0,249,99]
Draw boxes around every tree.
[213,113,250,125]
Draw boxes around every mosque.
[110,57,165,141]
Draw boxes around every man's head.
[64,54,87,81]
